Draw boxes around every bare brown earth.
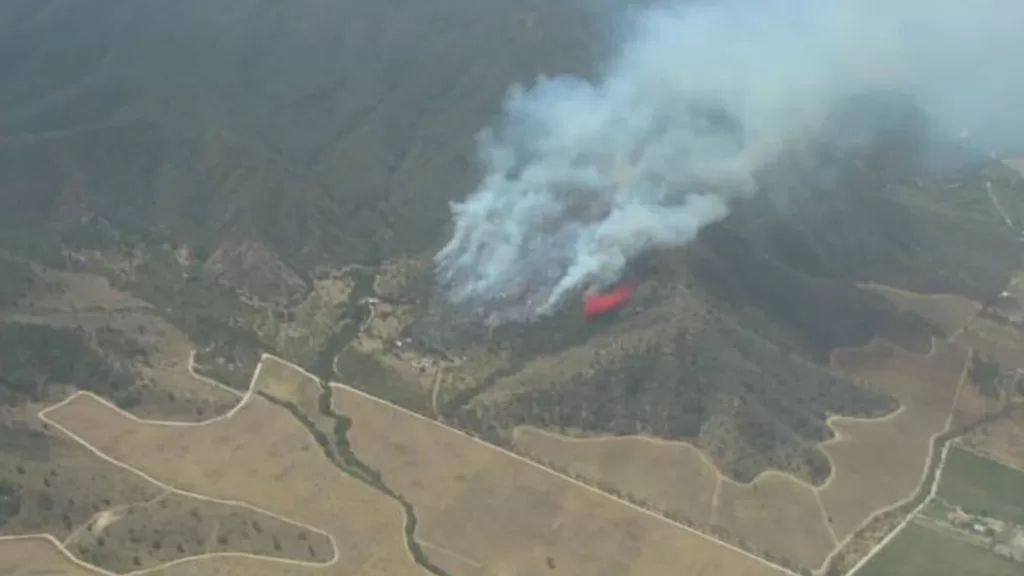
[0,536,103,576]
[332,382,787,576]
[40,380,423,576]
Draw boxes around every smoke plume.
[434,0,1024,326]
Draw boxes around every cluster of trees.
[968,349,1004,399]
[0,323,133,406]
[464,316,893,485]
[0,259,32,307]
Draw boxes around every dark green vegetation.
[0,323,134,407]
[0,258,32,307]
[937,446,1024,524]
[2,0,1024,490]
[0,0,599,394]
[443,112,1024,483]
[968,349,1006,399]
[856,523,1021,576]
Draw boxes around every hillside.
[2,1,1024,575]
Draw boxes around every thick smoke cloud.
[434,0,1024,326]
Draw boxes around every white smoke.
[434,0,1024,326]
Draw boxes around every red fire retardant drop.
[583,285,635,318]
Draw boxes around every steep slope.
[0,0,601,386]
[438,111,1024,485]
[3,0,1024,489]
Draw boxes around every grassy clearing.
[0,410,164,540]
[334,383,787,576]
[859,284,980,336]
[255,355,336,444]
[936,446,1024,524]
[42,389,422,576]
[821,339,967,541]
[713,474,833,570]
[0,536,102,575]
[961,410,1024,470]
[513,425,834,571]
[954,317,1024,372]
[856,522,1021,576]
[67,490,333,572]
[512,426,719,525]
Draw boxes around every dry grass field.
[954,317,1024,372]
[856,283,1016,428]
[859,283,980,336]
[505,336,969,571]
[960,410,1024,470]
[512,426,835,569]
[256,355,335,437]
[948,372,1009,431]
[820,339,967,541]
[713,474,834,569]
[863,277,1024,374]
[66,490,334,573]
[512,427,720,526]
[257,356,323,414]
[145,555,341,576]
[332,383,788,576]
[0,406,165,540]
[0,536,102,576]
[40,385,423,576]
[504,334,972,571]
